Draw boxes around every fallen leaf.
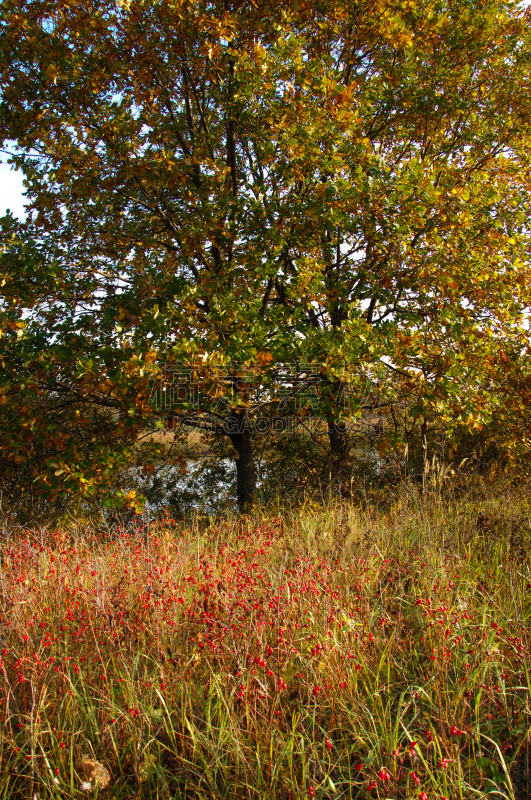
[79,757,111,789]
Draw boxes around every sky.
[0,156,26,219]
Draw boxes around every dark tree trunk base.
[227,412,256,509]
[328,420,350,477]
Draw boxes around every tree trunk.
[227,411,256,509]
[324,374,351,482]
[328,419,350,477]
[421,417,428,494]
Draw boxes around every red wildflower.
[449,726,465,735]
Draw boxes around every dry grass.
[1,484,530,799]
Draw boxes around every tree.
[1,0,531,511]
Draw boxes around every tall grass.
[1,483,530,799]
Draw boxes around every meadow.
[1,485,530,800]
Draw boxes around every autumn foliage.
[1,0,531,509]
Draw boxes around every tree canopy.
[1,0,531,510]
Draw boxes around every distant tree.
[1,0,531,510]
